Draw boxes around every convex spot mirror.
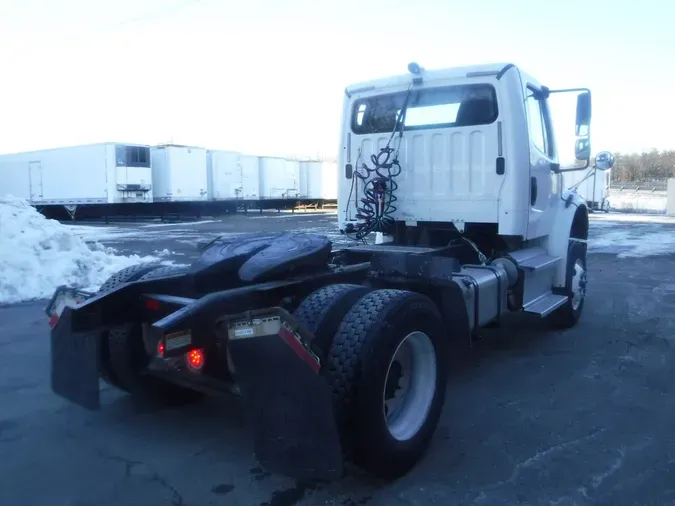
[594,151,614,171]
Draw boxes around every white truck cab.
[338,62,613,323]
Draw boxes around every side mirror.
[594,151,614,171]
[575,138,591,161]
[575,92,591,136]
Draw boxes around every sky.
[0,0,673,159]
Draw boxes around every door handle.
[530,177,538,206]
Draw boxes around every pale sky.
[0,0,673,159]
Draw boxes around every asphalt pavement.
[2,211,675,506]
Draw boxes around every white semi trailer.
[206,150,260,201]
[150,145,208,202]
[0,143,153,217]
[562,165,611,212]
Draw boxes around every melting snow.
[589,214,675,258]
[0,195,169,304]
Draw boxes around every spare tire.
[137,265,187,281]
[98,264,201,405]
[98,263,162,294]
[97,263,162,390]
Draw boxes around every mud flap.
[50,307,101,410]
[228,332,343,482]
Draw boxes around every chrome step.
[518,254,560,272]
[523,293,568,317]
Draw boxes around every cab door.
[523,84,559,240]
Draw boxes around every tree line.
[611,149,675,183]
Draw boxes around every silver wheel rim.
[382,331,437,442]
[571,258,587,311]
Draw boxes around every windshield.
[351,83,498,135]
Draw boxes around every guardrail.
[609,182,667,192]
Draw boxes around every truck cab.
[337,62,613,288]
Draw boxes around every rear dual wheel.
[293,287,447,479]
[97,264,201,405]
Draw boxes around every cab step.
[518,254,561,272]
[523,293,568,317]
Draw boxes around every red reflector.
[48,314,59,328]
[186,348,204,370]
[157,340,165,357]
[146,299,160,310]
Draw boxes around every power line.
[47,0,207,49]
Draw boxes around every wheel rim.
[382,331,437,442]
[571,259,587,311]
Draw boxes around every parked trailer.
[299,161,338,200]
[258,157,300,200]
[562,165,611,212]
[0,143,152,218]
[206,150,260,200]
[151,145,208,202]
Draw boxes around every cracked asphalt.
[1,212,675,506]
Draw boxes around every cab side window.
[526,87,554,159]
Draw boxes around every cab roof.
[345,62,537,97]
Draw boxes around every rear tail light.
[157,340,165,357]
[186,348,205,371]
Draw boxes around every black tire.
[325,289,447,480]
[292,284,370,362]
[98,264,200,405]
[137,265,187,281]
[548,239,587,329]
[98,263,161,294]
[97,263,162,389]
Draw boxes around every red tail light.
[186,348,205,371]
[157,340,165,357]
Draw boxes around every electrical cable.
[349,85,414,241]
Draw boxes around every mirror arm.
[553,158,590,173]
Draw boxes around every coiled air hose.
[348,86,413,241]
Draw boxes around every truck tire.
[107,325,202,406]
[549,239,587,329]
[137,265,187,280]
[292,284,370,362]
[324,289,447,480]
[97,263,163,390]
[98,263,161,294]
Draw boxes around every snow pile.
[0,195,162,304]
